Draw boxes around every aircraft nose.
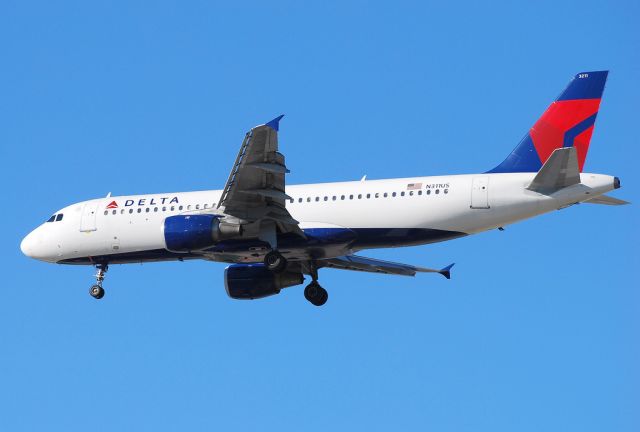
[20,231,35,258]
[20,229,54,261]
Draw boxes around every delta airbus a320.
[20,71,627,306]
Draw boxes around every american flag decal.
[406,183,422,190]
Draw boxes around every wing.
[217,115,303,238]
[321,255,454,279]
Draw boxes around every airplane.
[20,71,628,306]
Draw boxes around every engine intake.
[163,214,242,252]
[225,264,304,300]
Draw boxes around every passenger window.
[154,207,158,212]
[435,189,440,194]
[204,204,208,209]
[121,209,125,214]
[444,189,449,194]
[332,196,336,201]
[349,195,354,200]
[358,194,362,199]
[298,198,303,203]
[129,209,134,214]
[187,205,191,210]
[137,208,142,213]
[146,208,150,213]
[162,207,167,211]
[112,210,117,215]
[171,206,175,211]
[427,189,431,195]
[418,190,422,195]
[383,193,388,198]
[179,205,184,210]
[102,212,107,217]
[196,204,200,209]
[401,192,405,197]
[315,197,320,202]
[324,196,328,201]
[375,193,379,198]
[392,192,396,197]
[409,191,414,196]
[341,195,345,200]
[307,197,311,202]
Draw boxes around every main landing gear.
[264,250,287,273]
[304,281,328,307]
[264,253,329,306]
[89,264,108,299]
[303,263,328,307]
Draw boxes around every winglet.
[439,263,455,279]
[265,115,285,131]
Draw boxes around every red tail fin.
[489,71,608,173]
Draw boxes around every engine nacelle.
[163,214,242,252]
[224,264,304,300]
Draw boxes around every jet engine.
[163,214,242,252]
[224,264,304,299]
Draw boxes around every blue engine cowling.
[163,214,241,252]
[224,264,304,300]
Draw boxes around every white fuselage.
[20,172,617,264]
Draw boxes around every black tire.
[304,283,328,306]
[264,251,287,273]
[90,285,105,299]
[304,282,320,302]
[314,287,328,306]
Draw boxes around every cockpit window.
[46,215,55,223]
[56,214,64,222]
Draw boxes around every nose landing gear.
[90,264,108,299]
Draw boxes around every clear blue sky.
[1,1,638,431]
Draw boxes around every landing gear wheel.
[90,264,108,299]
[304,282,328,306]
[264,250,287,273]
[90,285,105,299]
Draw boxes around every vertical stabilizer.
[489,71,608,173]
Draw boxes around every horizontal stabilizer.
[584,195,629,206]
[527,147,580,194]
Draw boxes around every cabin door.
[471,176,490,209]
[80,202,99,232]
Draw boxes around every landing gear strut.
[90,264,108,299]
[304,262,328,306]
[264,250,287,273]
